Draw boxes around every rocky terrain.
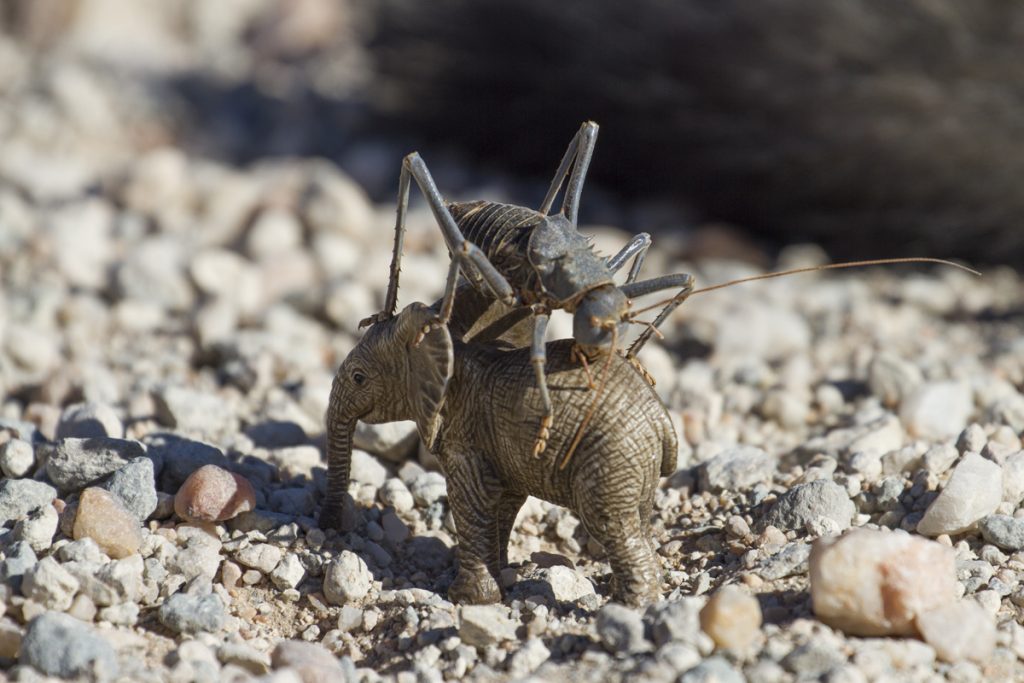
[2,2,1024,682]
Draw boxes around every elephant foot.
[318,495,358,532]
[609,567,662,608]
[448,569,502,605]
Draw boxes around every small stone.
[868,352,922,407]
[809,529,956,636]
[763,480,855,533]
[350,450,389,488]
[979,515,1024,551]
[269,487,316,517]
[699,585,762,651]
[175,464,256,523]
[646,598,712,652]
[73,487,143,559]
[915,600,996,663]
[381,509,410,545]
[271,554,307,590]
[1001,451,1024,506]
[0,541,38,589]
[379,478,415,514]
[459,604,518,648]
[901,382,973,441]
[957,424,988,455]
[159,592,225,634]
[507,637,550,677]
[22,556,80,610]
[539,565,596,603]
[153,385,235,437]
[596,603,650,655]
[323,550,373,604]
[271,640,347,681]
[55,403,124,439]
[101,457,158,522]
[922,443,959,475]
[353,421,420,462]
[410,472,448,507]
[67,593,99,622]
[917,452,1002,536]
[12,504,58,553]
[0,438,35,478]
[0,618,23,658]
[759,542,812,580]
[246,207,303,258]
[679,656,745,683]
[97,554,144,604]
[337,605,363,632]
[0,478,57,526]
[47,437,148,492]
[781,640,848,678]
[146,433,228,491]
[20,612,119,681]
[236,543,284,573]
[698,446,774,493]
[99,602,139,626]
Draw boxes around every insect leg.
[539,121,599,225]
[360,157,413,328]
[405,153,517,307]
[530,306,554,457]
[606,232,652,283]
[622,273,696,357]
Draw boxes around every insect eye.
[352,371,367,386]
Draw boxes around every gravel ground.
[3,4,1024,683]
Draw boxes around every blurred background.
[3,0,1024,264]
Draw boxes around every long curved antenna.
[627,257,981,320]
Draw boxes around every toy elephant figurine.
[321,302,678,606]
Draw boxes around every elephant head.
[320,303,454,530]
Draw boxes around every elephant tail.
[659,413,679,479]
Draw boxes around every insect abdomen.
[448,201,540,266]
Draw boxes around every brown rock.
[699,585,763,651]
[174,465,255,523]
[73,487,142,559]
[809,529,956,637]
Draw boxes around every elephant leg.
[445,455,505,604]
[577,507,662,607]
[495,492,527,571]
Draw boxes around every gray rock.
[159,592,226,634]
[46,437,146,492]
[0,478,57,527]
[22,557,80,611]
[244,420,307,449]
[645,598,712,652]
[782,641,848,678]
[0,541,38,589]
[459,604,518,647]
[379,478,415,514]
[900,381,973,441]
[97,554,144,604]
[922,443,959,475]
[56,537,105,563]
[679,656,745,683]
[538,565,596,603]
[323,550,373,604]
[0,438,35,478]
[20,612,119,681]
[763,480,855,533]
[1002,451,1024,506]
[957,424,988,456]
[12,504,58,553]
[698,446,774,493]
[506,637,551,677]
[144,433,226,491]
[354,421,420,462]
[867,352,922,407]
[595,603,651,655]
[269,487,316,517]
[99,601,140,626]
[404,534,454,573]
[101,457,158,521]
[917,452,1002,536]
[410,472,448,507]
[979,515,1024,551]
[270,554,306,590]
[56,402,124,439]
[152,385,235,437]
[235,543,283,574]
[227,509,296,534]
[759,542,812,580]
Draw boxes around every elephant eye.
[352,371,367,386]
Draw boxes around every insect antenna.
[560,321,618,470]
[626,257,981,320]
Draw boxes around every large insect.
[361,122,694,456]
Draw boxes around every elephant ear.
[401,304,454,448]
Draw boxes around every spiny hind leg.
[539,121,598,224]
[606,232,652,284]
[530,306,554,457]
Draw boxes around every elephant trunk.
[320,381,358,531]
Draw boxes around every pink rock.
[174,465,255,523]
[73,487,142,559]
[810,529,956,637]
